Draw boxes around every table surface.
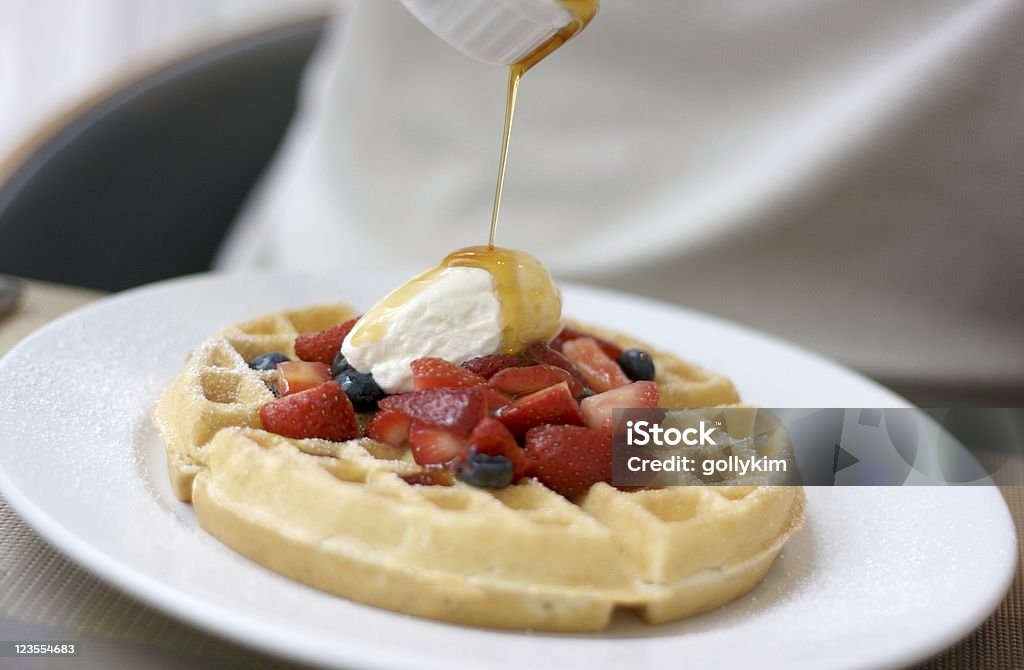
[0,278,1020,670]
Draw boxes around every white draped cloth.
[218,0,1024,395]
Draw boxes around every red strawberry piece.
[365,409,411,446]
[465,417,528,479]
[408,420,468,466]
[524,342,589,392]
[294,317,359,365]
[525,424,613,498]
[489,364,583,398]
[552,326,623,360]
[276,361,332,396]
[259,381,359,441]
[580,381,661,433]
[378,387,486,433]
[495,381,585,438]
[561,337,631,393]
[411,357,486,390]
[461,354,522,379]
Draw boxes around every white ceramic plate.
[0,272,1016,670]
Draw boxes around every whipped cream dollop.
[342,247,562,394]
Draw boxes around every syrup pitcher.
[397,0,594,68]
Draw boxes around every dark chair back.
[0,19,325,291]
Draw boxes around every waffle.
[153,304,805,631]
[154,303,360,501]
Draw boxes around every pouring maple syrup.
[349,1,597,357]
[462,0,598,350]
[488,0,600,248]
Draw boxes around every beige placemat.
[0,278,1020,670]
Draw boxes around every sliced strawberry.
[465,417,528,479]
[365,409,411,446]
[294,317,359,365]
[552,326,623,360]
[276,361,332,396]
[482,387,513,410]
[461,354,522,379]
[408,420,468,466]
[378,387,486,433]
[525,424,613,498]
[580,381,661,433]
[411,357,486,390]
[495,381,585,438]
[524,342,589,392]
[489,364,583,398]
[259,381,359,441]
[561,337,631,393]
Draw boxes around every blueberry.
[618,349,656,381]
[331,350,353,377]
[335,369,385,411]
[457,450,515,488]
[250,352,289,371]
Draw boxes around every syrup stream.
[486,0,598,249]
[487,66,523,249]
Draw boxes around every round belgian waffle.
[153,303,805,632]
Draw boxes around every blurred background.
[0,0,329,162]
[0,0,1022,407]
